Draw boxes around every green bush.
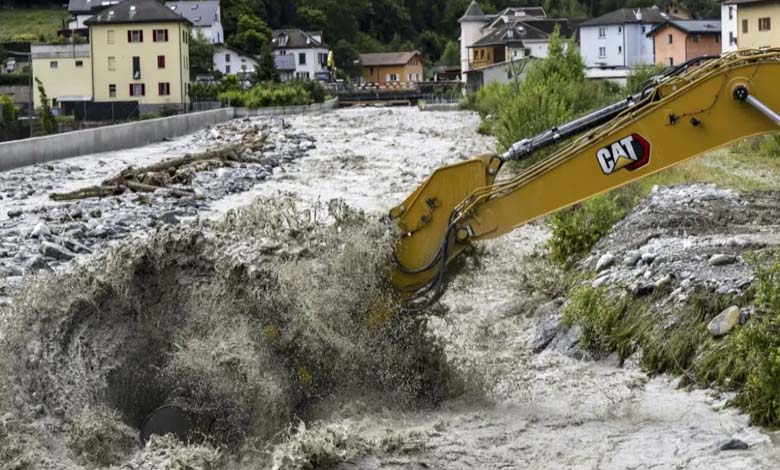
[0,74,29,86]
[0,95,17,123]
[733,253,780,426]
[219,83,313,109]
[563,285,626,357]
[626,64,666,95]
[294,79,327,103]
[547,186,642,266]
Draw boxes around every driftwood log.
[50,131,268,202]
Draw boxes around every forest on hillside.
[0,0,723,71]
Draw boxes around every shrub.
[626,64,665,95]
[0,74,29,86]
[219,83,313,109]
[218,89,246,107]
[294,79,327,103]
[563,285,626,357]
[547,185,642,266]
[732,253,780,426]
[0,95,17,123]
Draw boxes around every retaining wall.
[233,97,339,117]
[0,108,234,172]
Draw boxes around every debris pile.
[0,197,455,469]
[0,118,316,292]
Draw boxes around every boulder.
[720,439,749,451]
[641,252,657,264]
[623,252,641,267]
[708,306,740,336]
[596,253,616,272]
[709,254,737,266]
[39,241,76,261]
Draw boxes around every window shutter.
[140,30,144,42]
[165,29,169,41]
[158,83,162,95]
[141,84,146,96]
[129,84,133,96]
[153,30,157,42]
[127,30,131,42]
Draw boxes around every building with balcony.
[271,29,330,80]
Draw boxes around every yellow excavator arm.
[391,50,780,304]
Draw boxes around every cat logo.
[596,134,651,175]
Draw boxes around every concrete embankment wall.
[0,108,234,172]
[233,97,339,117]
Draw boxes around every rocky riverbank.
[0,118,315,302]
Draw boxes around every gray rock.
[596,253,616,272]
[623,252,641,267]
[531,299,565,353]
[7,209,22,218]
[159,212,179,225]
[708,306,740,336]
[641,252,657,264]
[39,241,76,261]
[720,439,748,451]
[592,275,610,288]
[30,222,51,239]
[654,274,673,290]
[709,254,737,266]
[24,256,52,272]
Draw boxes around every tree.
[189,31,215,79]
[231,14,272,55]
[252,44,281,83]
[333,39,361,78]
[438,40,460,66]
[0,95,17,124]
[35,78,57,135]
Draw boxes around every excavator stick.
[390,154,503,294]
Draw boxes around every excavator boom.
[391,49,780,304]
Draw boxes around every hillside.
[0,8,69,42]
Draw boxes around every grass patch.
[0,9,69,42]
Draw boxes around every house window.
[299,53,306,65]
[759,17,771,31]
[132,56,141,79]
[157,55,165,68]
[730,31,737,45]
[598,47,606,58]
[108,56,116,71]
[129,83,145,96]
[158,82,171,96]
[668,57,674,66]
[107,30,115,44]
[743,19,749,33]
[296,71,309,79]
[109,84,116,98]
[128,30,143,43]
[716,34,720,43]
[642,26,646,33]
[618,46,622,54]
[51,98,58,109]
[598,27,606,38]
[225,53,231,62]
[183,30,189,43]
[729,6,733,20]
[692,33,700,43]
[226,64,231,73]
[387,73,399,82]
[153,29,169,42]
[667,34,673,44]
[318,52,328,66]
[618,26,622,33]
[50,61,58,68]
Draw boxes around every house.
[728,0,780,49]
[84,0,192,112]
[67,0,121,29]
[359,51,424,84]
[31,44,93,109]
[166,1,224,44]
[648,19,722,67]
[579,6,677,80]
[722,1,739,51]
[660,0,692,19]
[459,1,573,84]
[271,29,330,80]
[213,44,257,77]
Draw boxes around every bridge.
[331,81,462,107]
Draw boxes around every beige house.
[360,51,424,84]
[31,44,92,109]
[728,0,780,49]
[86,0,192,110]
